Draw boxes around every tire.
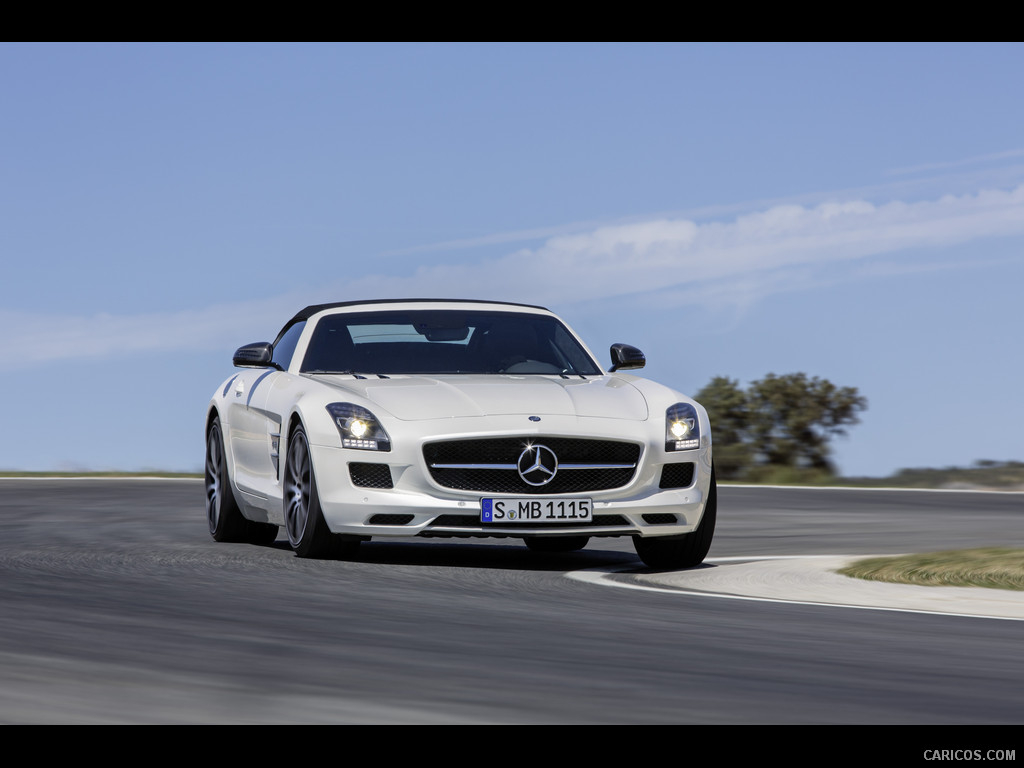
[524,536,590,553]
[633,467,717,569]
[284,424,359,559]
[206,418,250,542]
[206,417,281,545]
[246,521,280,545]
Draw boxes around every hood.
[312,374,649,421]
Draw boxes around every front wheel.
[633,468,717,569]
[206,417,280,545]
[206,418,249,542]
[284,425,360,559]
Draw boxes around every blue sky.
[2,42,1022,476]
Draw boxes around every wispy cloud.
[346,184,1024,306]
[885,148,1024,177]
[377,155,1024,259]
[0,295,303,366]
[5,184,1024,367]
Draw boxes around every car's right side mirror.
[609,343,646,372]
[233,342,276,368]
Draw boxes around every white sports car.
[205,299,716,568]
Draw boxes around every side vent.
[349,463,393,489]
[659,463,695,489]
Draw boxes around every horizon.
[3,43,1022,475]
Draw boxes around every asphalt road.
[0,479,1022,724]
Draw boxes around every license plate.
[480,497,592,523]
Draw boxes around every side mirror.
[609,343,645,372]
[233,342,277,369]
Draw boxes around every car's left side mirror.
[233,342,277,369]
[609,343,645,372]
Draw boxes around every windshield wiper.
[305,370,367,378]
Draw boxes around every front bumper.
[307,422,713,540]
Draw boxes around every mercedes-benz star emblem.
[517,444,558,486]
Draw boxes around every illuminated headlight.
[666,403,700,451]
[326,403,391,451]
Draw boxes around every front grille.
[430,514,632,528]
[423,437,641,494]
[349,462,394,489]
[659,462,695,489]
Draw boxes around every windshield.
[300,310,602,376]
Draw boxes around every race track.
[0,479,1021,723]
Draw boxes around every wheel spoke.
[205,428,222,530]
[206,418,254,543]
[285,432,310,544]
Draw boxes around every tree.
[693,376,751,480]
[694,372,867,479]
[746,373,867,473]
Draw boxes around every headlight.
[666,403,700,451]
[326,403,392,451]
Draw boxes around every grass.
[838,548,1024,591]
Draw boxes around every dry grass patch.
[839,548,1024,591]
